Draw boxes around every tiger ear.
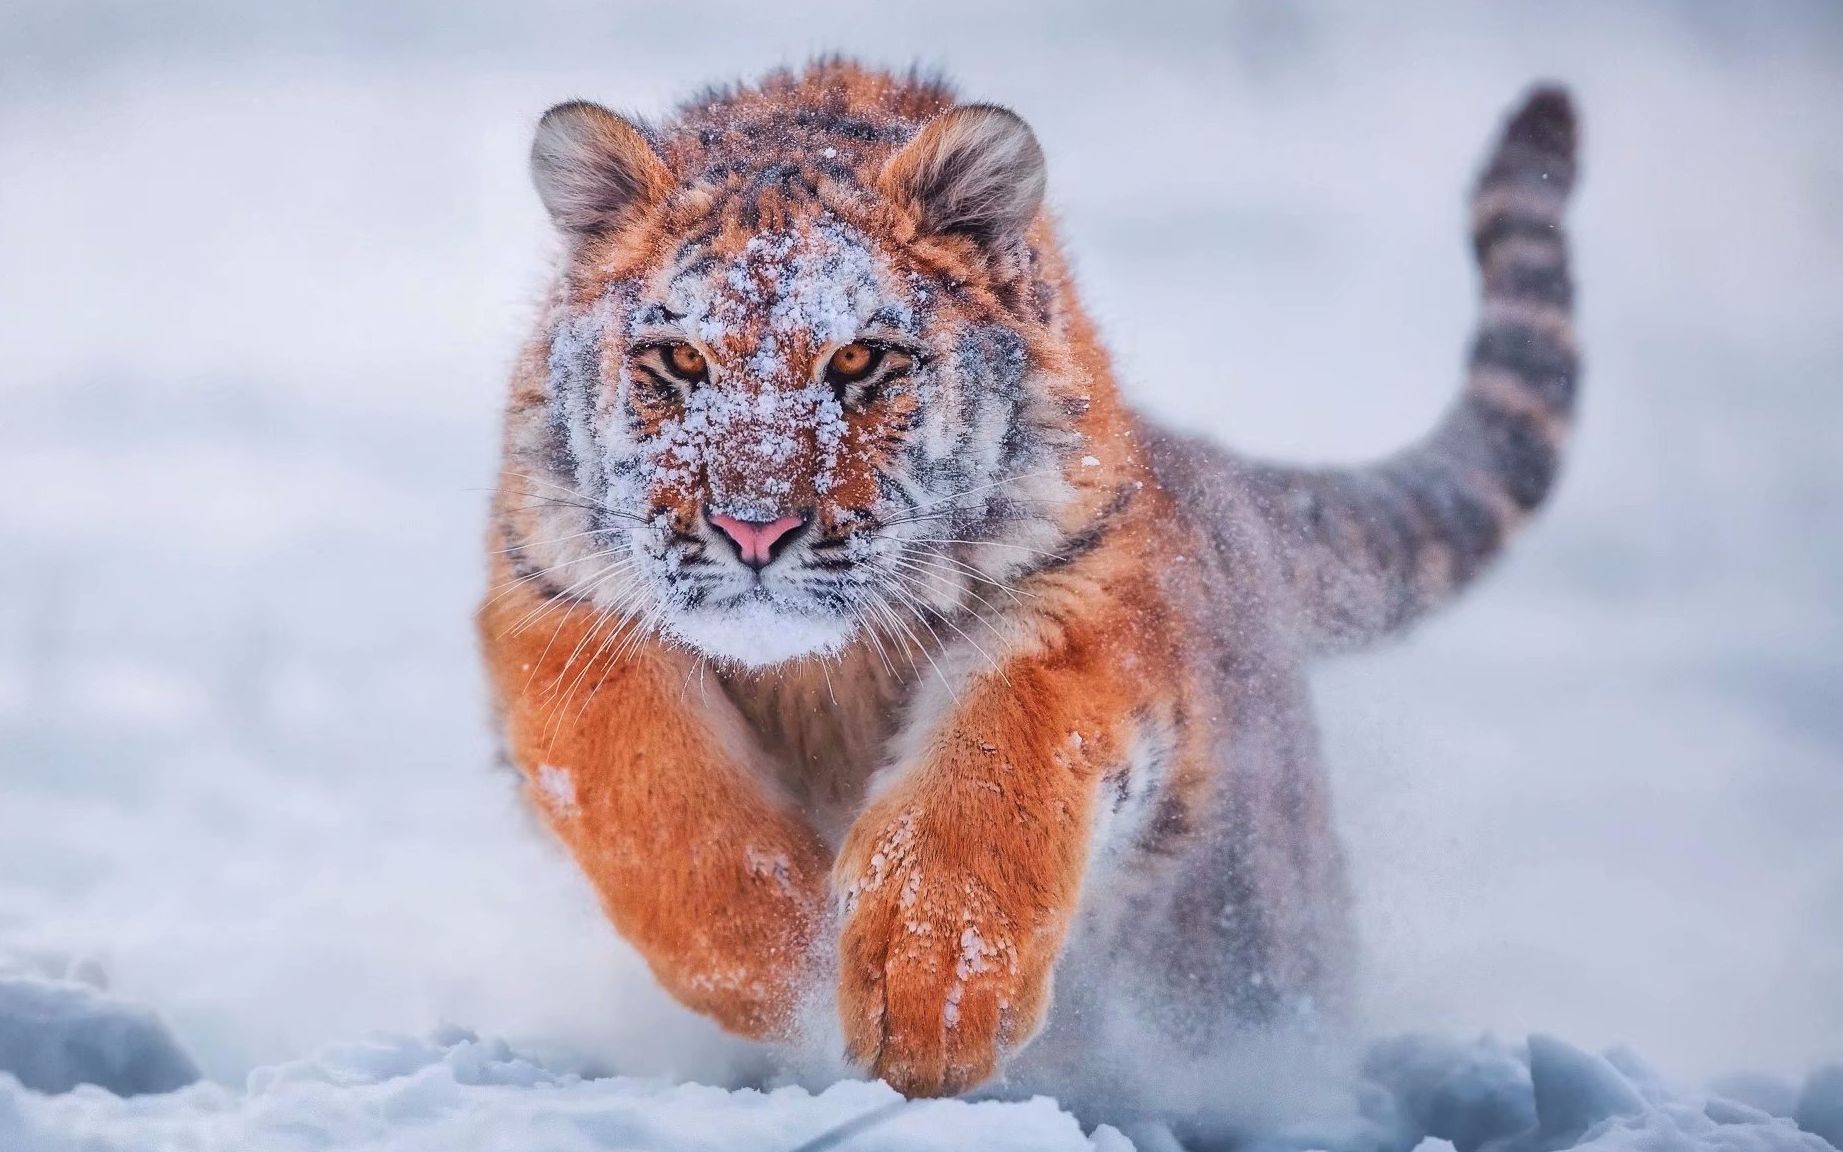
[881,104,1047,243]
[530,101,671,236]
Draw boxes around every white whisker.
[885,569,1005,683]
[880,466,1063,527]
[890,535,1064,561]
[894,545,1035,603]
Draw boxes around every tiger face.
[503,72,1084,669]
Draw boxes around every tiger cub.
[480,60,1580,1098]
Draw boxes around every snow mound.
[0,1025,1129,1152]
[2,1014,1838,1152]
[0,963,198,1098]
[1191,1034,1835,1152]
[1797,1067,1843,1152]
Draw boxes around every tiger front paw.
[834,810,1056,1097]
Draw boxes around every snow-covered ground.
[3,996,1840,1152]
[1,1,1840,1148]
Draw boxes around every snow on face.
[524,207,1068,670]
[648,383,847,523]
[646,219,889,520]
[592,218,906,665]
[662,590,855,668]
[533,764,576,817]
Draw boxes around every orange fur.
[481,556,830,1038]
[833,526,1197,1093]
[481,60,1582,1098]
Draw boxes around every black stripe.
[545,401,578,479]
[1397,460,1505,584]
[630,363,685,406]
[1362,479,1425,624]
[1469,401,1562,510]
[1485,259,1573,308]
[1468,322,1578,409]
[1009,484,1140,580]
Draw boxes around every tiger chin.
[479,59,1582,1102]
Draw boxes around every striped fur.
[478,63,1583,1101]
[1161,88,1581,654]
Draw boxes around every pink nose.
[708,512,805,570]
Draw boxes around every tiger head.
[500,64,1100,669]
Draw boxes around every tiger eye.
[665,342,707,380]
[828,342,879,382]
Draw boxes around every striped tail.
[1233,86,1582,654]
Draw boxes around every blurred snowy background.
[1,0,1840,1145]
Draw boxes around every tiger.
[478,59,1581,1101]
